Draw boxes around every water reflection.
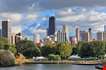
[0,64,96,70]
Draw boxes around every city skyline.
[1,0,106,39]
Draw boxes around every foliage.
[57,42,73,59]
[9,45,17,54]
[71,45,78,55]
[41,45,58,57]
[78,42,95,58]
[41,41,73,59]
[0,37,16,54]
[0,50,15,66]
[16,40,41,58]
[48,54,61,60]
[77,41,106,58]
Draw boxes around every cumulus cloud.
[0,13,22,22]
[0,0,106,39]
[0,0,106,12]
[55,7,106,32]
[11,26,22,34]
[26,14,38,20]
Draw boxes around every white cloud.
[0,13,22,22]
[56,7,106,32]
[26,14,38,20]
[11,26,22,34]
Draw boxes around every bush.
[0,50,15,66]
[16,40,41,58]
[48,54,61,60]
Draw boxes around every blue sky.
[1,0,106,40]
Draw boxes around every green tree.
[41,44,58,57]
[78,41,106,58]
[57,42,73,59]
[16,40,41,58]
[9,45,17,54]
[90,41,105,58]
[0,37,8,49]
[78,43,95,58]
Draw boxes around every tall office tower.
[11,33,16,44]
[62,24,68,32]
[76,27,80,42]
[0,29,2,37]
[2,21,8,38]
[97,32,103,41]
[48,16,55,36]
[80,31,90,42]
[88,28,92,41]
[62,24,69,41]
[2,21,11,43]
[104,25,106,32]
[57,31,67,43]
[103,32,106,41]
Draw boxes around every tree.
[41,44,58,57]
[9,45,17,54]
[0,37,8,49]
[78,41,106,58]
[0,37,16,54]
[57,42,73,59]
[90,41,105,58]
[16,40,41,58]
[78,43,95,58]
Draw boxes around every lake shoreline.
[0,59,103,67]
[24,60,102,65]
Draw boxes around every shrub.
[48,54,61,60]
[0,50,15,66]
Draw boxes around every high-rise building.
[80,31,90,42]
[0,29,2,37]
[76,27,80,42]
[62,24,68,32]
[103,32,106,41]
[56,31,67,43]
[104,25,106,32]
[97,32,106,41]
[48,16,55,36]
[88,28,92,41]
[11,33,16,44]
[2,21,9,38]
[2,20,12,43]
[97,32,103,41]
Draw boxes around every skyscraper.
[97,32,103,41]
[57,31,67,43]
[80,31,90,42]
[97,32,106,41]
[62,24,67,32]
[104,25,106,32]
[88,28,92,41]
[2,20,12,43]
[76,27,80,42]
[2,21,8,38]
[103,32,106,41]
[48,16,55,36]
